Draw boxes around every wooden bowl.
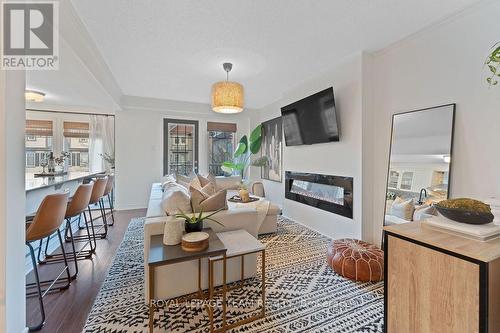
[435,205,494,225]
[181,232,209,252]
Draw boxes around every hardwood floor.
[26,208,146,333]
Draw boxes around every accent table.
[147,228,227,333]
[208,229,266,332]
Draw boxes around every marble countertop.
[26,170,105,192]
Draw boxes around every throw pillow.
[176,173,194,188]
[161,174,177,190]
[390,197,415,221]
[190,186,227,213]
[189,175,203,191]
[198,174,217,194]
[413,204,437,221]
[161,185,192,215]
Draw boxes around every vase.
[163,218,184,245]
[239,189,250,203]
[185,219,203,233]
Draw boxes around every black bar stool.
[26,192,71,331]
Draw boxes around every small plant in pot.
[175,208,225,233]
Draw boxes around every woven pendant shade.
[211,81,244,114]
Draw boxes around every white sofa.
[144,176,279,301]
[146,176,279,234]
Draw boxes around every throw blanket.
[234,199,270,230]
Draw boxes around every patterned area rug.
[83,217,384,332]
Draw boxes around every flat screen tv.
[281,87,339,146]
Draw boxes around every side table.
[147,228,227,333]
[208,229,266,332]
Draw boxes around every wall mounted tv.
[281,87,339,146]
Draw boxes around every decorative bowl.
[435,205,494,225]
[181,232,209,252]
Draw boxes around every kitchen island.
[26,170,105,214]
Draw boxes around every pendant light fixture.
[211,62,244,114]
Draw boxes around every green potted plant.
[221,124,269,180]
[175,208,225,233]
[485,42,500,87]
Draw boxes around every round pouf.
[327,239,384,282]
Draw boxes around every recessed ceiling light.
[25,90,46,102]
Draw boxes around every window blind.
[63,121,89,138]
[207,122,237,132]
[26,120,53,136]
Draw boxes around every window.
[25,120,53,171]
[164,119,199,176]
[400,172,414,190]
[388,170,399,189]
[63,122,90,172]
[207,122,237,176]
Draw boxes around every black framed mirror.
[383,104,456,229]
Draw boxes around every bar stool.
[73,176,109,241]
[26,192,71,331]
[41,182,94,280]
[102,174,115,226]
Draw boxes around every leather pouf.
[327,239,384,282]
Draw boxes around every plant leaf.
[489,65,497,74]
[249,124,262,143]
[234,163,245,171]
[237,136,249,156]
[233,141,247,157]
[205,217,225,227]
[249,137,262,154]
[222,161,236,169]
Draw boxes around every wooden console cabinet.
[384,222,500,333]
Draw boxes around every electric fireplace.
[285,171,353,218]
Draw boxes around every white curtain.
[89,115,114,172]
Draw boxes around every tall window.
[207,122,237,176]
[164,119,199,176]
[63,121,90,172]
[25,120,53,172]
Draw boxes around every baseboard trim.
[114,205,147,211]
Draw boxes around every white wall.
[253,53,364,239]
[0,71,27,333]
[115,97,251,210]
[368,0,500,244]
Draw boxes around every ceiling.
[26,37,118,113]
[64,1,481,110]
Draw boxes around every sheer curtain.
[89,115,114,172]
